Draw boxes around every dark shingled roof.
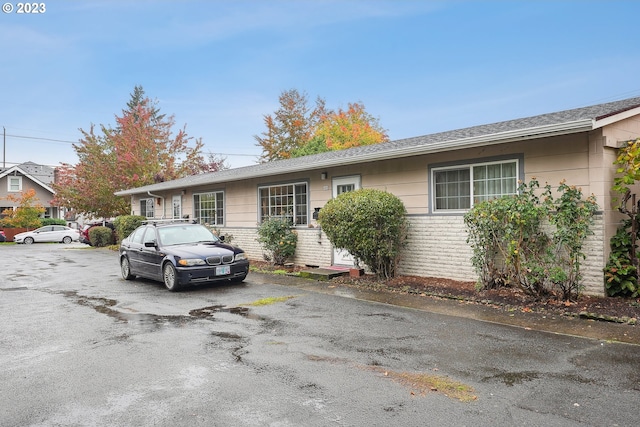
[116,96,640,196]
[0,161,55,185]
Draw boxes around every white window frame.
[140,198,155,218]
[8,176,22,192]
[172,195,182,219]
[193,191,224,226]
[431,158,520,213]
[258,181,308,226]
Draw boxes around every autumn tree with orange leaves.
[0,188,45,228]
[256,89,388,161]
[52,87,225,218]
[312,102,388,150]
[255,89,329,162]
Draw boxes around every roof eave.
[0,165,55,193]
[115,119,594,196]
[306,119,595,168]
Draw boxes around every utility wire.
[3,132,259,157]
[4,133,77,144]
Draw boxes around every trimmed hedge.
[113,215,147,243]
[89,226,115,247]
[318,188,408,279]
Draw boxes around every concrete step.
[299,267,350,280]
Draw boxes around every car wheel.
[163,263,180,292]
[62,236,72,244]
[24,237,34,245]
[120,256,135,281]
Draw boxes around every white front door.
[331,175,361,266]
[172,195,182,219]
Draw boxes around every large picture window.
[194,191,224,225]
[432,159,518,212]
[259,182,308,225]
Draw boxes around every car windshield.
[157,225,219,246]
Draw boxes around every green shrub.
[464,179,598,301]
[257,217,297,265]
[464,180,550,294]
[89,226,114,247]
[41,218,67,226]
[318,188,408,279]
[113,215,146,243]
[604,219,639,297]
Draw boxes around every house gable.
[0,164,56,208]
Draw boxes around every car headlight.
[177,258,206,266]
[234,252,247,262]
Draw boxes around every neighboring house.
[0,161,62,220]
[115,97,640,296]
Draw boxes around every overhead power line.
[5,133,78,144]
[4,132,260,157]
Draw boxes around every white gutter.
[218,119,595,178]
[147,191,165,219]
[116,119,594,196]
[297,119,595,169]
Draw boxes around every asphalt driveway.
[1,243,638,426]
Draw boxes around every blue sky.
[2,0,640,169]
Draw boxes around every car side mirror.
[144,241,157,248]
[218,235,225,242]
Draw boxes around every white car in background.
[13,226,80,245]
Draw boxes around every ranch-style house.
[116,97,640,296]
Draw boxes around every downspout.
[147,191,165,219]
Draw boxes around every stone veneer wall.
[220,213,606,296]
[578,213,605,296]
[397,214,605,295]
[398,215,475,282]
[219,226,332,267]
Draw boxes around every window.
[131,227,145,244]
[259,182,308,225]
[432,159,518,212]
[8,176,22,192]
[142,227,156,245]
[472,162,517,203]
[140,198,154,218]
[172,195,182,219]
[434,168,471,210]
[194,191,224,225]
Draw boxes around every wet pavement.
[1,243,639,426]
[262,273,640,346]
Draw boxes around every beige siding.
[125,127,633,296]
[600,117,640,264]
[0,175,54,206]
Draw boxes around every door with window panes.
[331,176,360,266]
[172,195,182,219]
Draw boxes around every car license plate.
[216,265,231,275]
